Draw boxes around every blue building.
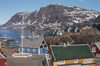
[19,37,48,55]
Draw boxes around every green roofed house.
[51,44,96,66]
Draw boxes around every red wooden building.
[90,42,100,57]
[0,49,6,66]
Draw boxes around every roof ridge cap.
[51,44,88,47]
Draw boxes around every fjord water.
[0,29,31,44]
[0,29,45,44]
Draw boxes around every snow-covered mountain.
[3,4,100,30]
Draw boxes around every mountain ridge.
[3,4,100,30]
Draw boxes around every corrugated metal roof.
[0,54,3,59]
[94,42,100,50]
[51,44,94,61]
[0,53,6,59]
[20,37,43,48]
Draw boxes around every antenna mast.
[21,16,24,53]
[12,16,32,57]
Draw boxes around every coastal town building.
[0,34,7,42]
[19,37,48,55]
[90,42,100,57]
[0,41,6,48]
[51,44,96,66]
[6,39,16,47]
[0,49,6,66]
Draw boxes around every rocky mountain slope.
[3,4,100,30]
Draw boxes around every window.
[74,59,78,63]
[10,42,14,45]
[44,45,47,47]
[88,59,92,63]
[58,61,65,65]
[40,45,43,48]
[83,59,93,64]
[92,47,96,52]
[42,41,45,44]
[27,48,30,52]
[83,59,88,64]
[33,49,35,52]
[23,48,26,52]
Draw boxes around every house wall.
[68,65,81,66]
[53,62,58,66]
[65,58,95,64]
[90,44,97,56]
[1,41,6,46]
[6,41,15,46]
[82,64,96,66]
[0,59,6,66]
[19,47,48,54]
[40,47,48,54]
[91,44,100,56]
[53,58,95,66]
[53,62,81,66]
[19,47,38,54]
[77,58,95,64]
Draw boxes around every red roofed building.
[0,49,6,66]
[90,42,100,57]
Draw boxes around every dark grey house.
[6,39,16,47]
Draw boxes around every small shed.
[19,37,48,55]
[90,42,100,57]
[0,49,6,66]
[6,39,16,47]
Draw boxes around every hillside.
[3,4,100,30]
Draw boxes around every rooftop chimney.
[64,43,67,47]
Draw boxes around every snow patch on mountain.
[4,4,100,30]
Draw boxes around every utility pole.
[45,54,49,66]
[0,41,1,48]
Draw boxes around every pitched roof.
[20,37,43,48]
[51,44,94,61]
[0,53,6,59]
[0,50,6,59]
[94,42,100,50]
